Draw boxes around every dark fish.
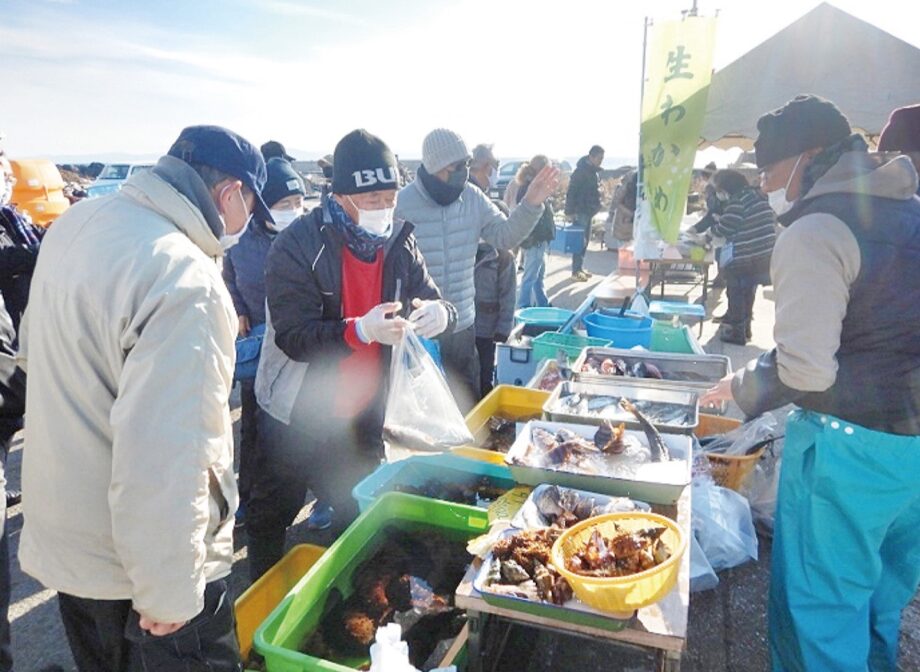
[618,398,670,461]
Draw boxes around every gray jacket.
[396,179,543,331]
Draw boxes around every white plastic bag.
[369,623,457,672]
[692,479,759,573]
[700,413,779,457]
[383,329,474,462]
[689,534,720,592]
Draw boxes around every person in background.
[565,144,604,281]
[878,103,920,194]
[702,94,920,672]
[707,169,776,345]
[0,155,42,335]
[515,155,556,309]
[473,242,515,397]
[248,129,456,580]
[604,169,636,251]
[222,157,331,532]
[317,153,334,202]
[469,144,500,197]
[396,128,559,410]
[0,294,25,672]
[260,139,296,163]
[20,125,266,671]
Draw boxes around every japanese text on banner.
[640,16,717,243]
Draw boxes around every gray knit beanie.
[422,128,470,174]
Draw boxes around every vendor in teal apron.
[702,94,920,672]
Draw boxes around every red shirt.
[338,248,385,418]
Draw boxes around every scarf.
[418,164,464,206]
[800,133,869,199]
[0,207,41,248]
[326,196,388,262]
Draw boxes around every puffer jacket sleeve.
[496,250,516,338]
[109,268,236,623]
[221,250,247,318]
[478,189,544,251]
[404,232,457,334]
[265,223,350,362]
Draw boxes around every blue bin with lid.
[583,311,654,349]
[514,307,575,336]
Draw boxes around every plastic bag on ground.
[689,534,720,592]
[741,435,783,536]
[692,478,758,573]
[383,329,474,462]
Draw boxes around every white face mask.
[268,207,303,232]
[348,197,394,236]
[766,153,805,216]
[488,168,499,189]
[218,185,250,251]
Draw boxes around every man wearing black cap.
[18,125,269,670]
[702,94,920,672]
[260,139,296,163]
[247,129,457,580]
[879,103,920,193]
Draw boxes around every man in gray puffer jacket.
[396,128,559,408]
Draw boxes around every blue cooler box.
[495,339,539,386]
[549,225,584,254]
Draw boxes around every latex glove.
[408,298,449,338]
[523,165,562,206]
[700,373,735,408]
[356,302,410,345]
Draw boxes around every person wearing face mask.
[0,154,43,335]
[18,125,269,671]
[701,95,920,672]
[878,103,920,195]
[469,143,501,198]
[248,129,457,580]
[222,157,335,531]
[396,128,559,410]
[706,169,776,345]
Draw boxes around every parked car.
[86,163,153,198]
[490,160,525,200]
[10,159,70,226]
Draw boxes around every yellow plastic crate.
[235,544,325,662]
[452,385,549,464]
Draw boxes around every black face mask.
[419,164,465,206]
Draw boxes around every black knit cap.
[332,129,399,195]
[261,157,305,210]
[754,95,852,169]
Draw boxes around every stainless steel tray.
[572,347,730,389]
[526,359,573,392]
[505,420,692,504]
[543,380,699,434]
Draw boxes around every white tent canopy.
[700,3,920,149]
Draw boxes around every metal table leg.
[467,610,485,672]
[656,649,682,672]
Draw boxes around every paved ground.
[3,241,918,671]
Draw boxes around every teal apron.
[770,410,920,671]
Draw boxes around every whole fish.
[618,398,670,462]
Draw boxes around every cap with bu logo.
[332,129,399,195]
[168,125,273,224]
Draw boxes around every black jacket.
[264,205,457,425]
[564,156,602,217]
[518,180,556,248]
[0,294,25,445]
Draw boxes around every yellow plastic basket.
[452,385,549,464]
[551,512,686,615]
[695,414,765,492]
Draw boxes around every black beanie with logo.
[332,129,399,195]
[754,94,852,169]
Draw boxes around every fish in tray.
[516,484,650,530]
[556,392,692,427]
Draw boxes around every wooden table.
[455,489,691,672]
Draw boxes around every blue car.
[86,163,152,199]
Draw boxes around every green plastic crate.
[530,332,612,363]
[650,319,696,354]
[253,492,488,671]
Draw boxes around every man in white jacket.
[19,125,271,671]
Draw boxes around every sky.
[1,0,918,164]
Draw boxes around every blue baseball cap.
[168,125,273,224]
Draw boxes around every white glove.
[408,298,449,338]
[355,302,410,345]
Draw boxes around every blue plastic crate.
[352,453,515,512]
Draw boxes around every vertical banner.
[638,15,717,247]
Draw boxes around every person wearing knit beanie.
[395,129,560,409]
[244,130,458,578]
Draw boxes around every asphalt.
[3,240,918,671]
